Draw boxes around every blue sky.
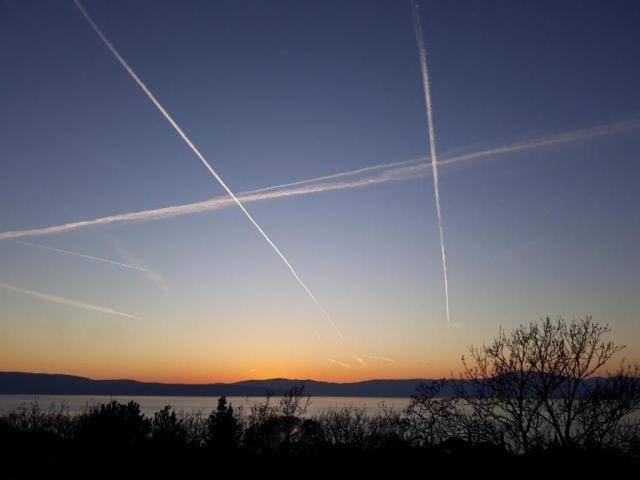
[0,0,639,382]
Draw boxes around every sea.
[0,395,412,417]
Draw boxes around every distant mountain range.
[0,372,448,397]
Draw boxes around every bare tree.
[459,316,640,452]
[277,384,310,446]
[406,380,465,446]
[461,321,551,452]
[278,383,310,418]
[574,363,640,448]
[243,384,310,452]
[316,405,368,447]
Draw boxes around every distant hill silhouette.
[0,371,456,397]
[0,372,615,398]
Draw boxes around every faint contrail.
[413,1,451,323]
[0,120,635,240]
[107,236,170,293]
[8,239,149,271]
[0,282,142,320]
[363,355,396,363]
[439,120,639,166]
[73,0,341,338]
[351,355,367,366]
[328,358,352,369]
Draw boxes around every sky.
[0,0,639,383]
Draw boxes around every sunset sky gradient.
[1,0,639,383]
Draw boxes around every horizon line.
[0,370,437,385]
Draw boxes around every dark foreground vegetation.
[1,317,639,478]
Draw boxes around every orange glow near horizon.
[3,354,637,385]
[0,357,461,385]
[0,335,461,384]
[1,309,638,386]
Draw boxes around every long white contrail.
[8,239,149,271]
[412,1,451,323]
[73,0,341,338]
[0,282,142,320]
[252,119,639,194]
[248,156,425,195]
[0,119,635,242]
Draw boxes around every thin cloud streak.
[8,239,149,272]
[351,355,367,366]
[0,282,142,320]
[0,120,635,242]
[107,236,170,293]
[73,0,341,339]
[363,355,396,363]
[440,120,639,166]
[328,358,353,369]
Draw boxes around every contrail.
[328,358,352,369]
[0,120,635,242]
[351,355,367,366]
[107,236,170,293]
[0,175,419,240]
[0,282,142,320]
[7,239,149,271]
[413,1,451,323]
[73,0,341,338]
[253,119,639,194]
[439,120,639,166]
[363,355,396,363]
[248,156,424,195]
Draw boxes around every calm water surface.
[0,395,411,417]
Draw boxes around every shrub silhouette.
[152,405,187,447]
[75,400,150,447]
[4,401,74,439]
[242,385,310,452]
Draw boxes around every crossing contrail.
[412,1,451,323]
[0,119,635,243]
[248,156,424,195]
[73,0,341,338]
[8,239,149,271]
[0,119,635,242]
[247,119,639,196]
[0,282,142,320]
